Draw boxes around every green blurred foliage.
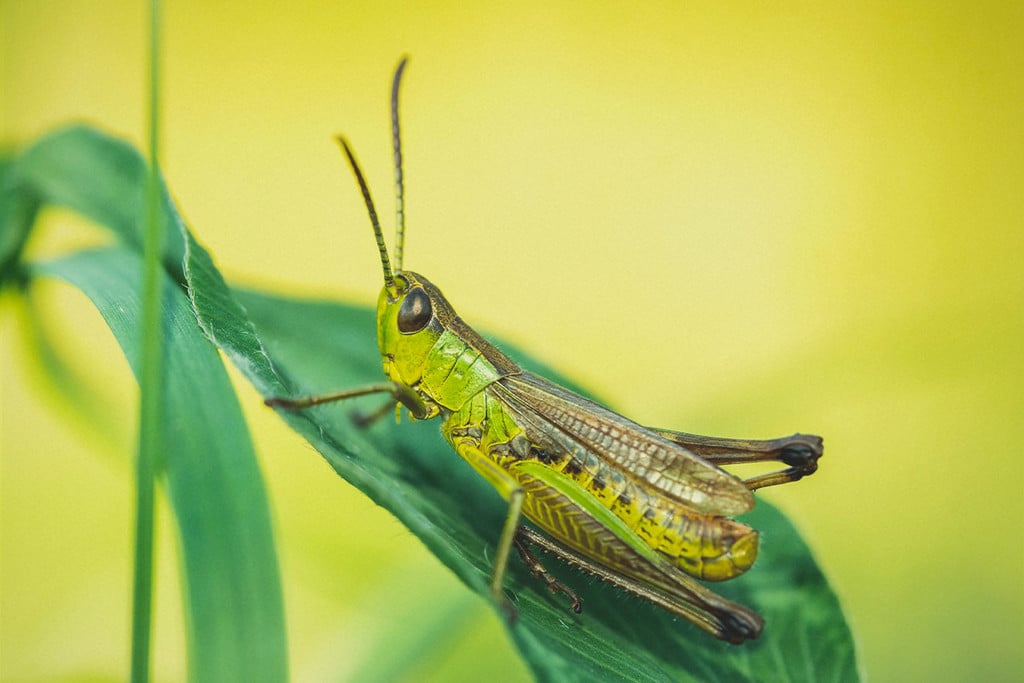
[2,2,1022,681]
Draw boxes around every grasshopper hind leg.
[651,429,823,491]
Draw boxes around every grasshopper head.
[340,58,473,394]
[376,271,454,389]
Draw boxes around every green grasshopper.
[266,58,822,644]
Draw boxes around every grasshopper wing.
[493,372,754,516]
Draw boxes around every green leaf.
[30,248,287,683]
[3,127,287,682]
[5,124,858,682]
[0,152,39,286]
[232,288,859,683]
[8,125,187,277]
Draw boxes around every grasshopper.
[266,58,822,644]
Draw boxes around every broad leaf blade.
[7,124,857,681]
[4,126,288,683]
[32,248,287,683]
[233,289,858,682]
[9,125,187,276]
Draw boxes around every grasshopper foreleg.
[513,528,583,613]
[264,381,428,419]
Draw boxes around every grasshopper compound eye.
[397,287,432,333]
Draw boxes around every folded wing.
[493,372,754,516]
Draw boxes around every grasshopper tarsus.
[539,571,584,615]
[350,411,374,428]
[497,594,519,625]
[350,400,397,428]
[514,529,584,614]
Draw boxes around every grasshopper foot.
[513,530,583,614]
[495,592,519,625]
[537,570,582,613]
[351,400,397,428]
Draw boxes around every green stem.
[130,1,162,682]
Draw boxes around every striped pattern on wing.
[493,372,754,516]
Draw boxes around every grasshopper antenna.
[337,136,396,294]
[391,55,409,272]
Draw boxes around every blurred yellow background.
[3,1,1022,681]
